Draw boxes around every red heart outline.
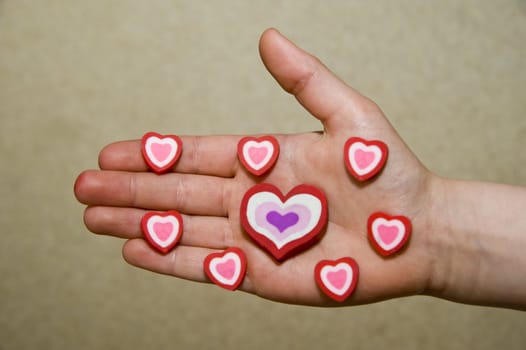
[314,257,359,302]
[204,247,247,291]
[367,212,412,257]
[141,132,183,174]
[237,136,280,176]
[240,183,328,261]
[141,211,183,254]
[344,137,388,181]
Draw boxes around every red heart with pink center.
[204,248,247,291]
[141,132,183,174]
[315,257,359,302]
[237,136,280,176]
[368,212,411,256]
[141,211,183,254]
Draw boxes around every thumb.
[259,28,372,134]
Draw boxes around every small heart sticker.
[315,257,359,302]
[344,137,388,181]
[142,132,183,174]
[141,211,183,254]
[204,247,247,291]
[240,183,328,261]
[237,136,280,176]
[368,212,411,256]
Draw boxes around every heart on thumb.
[315,257,359,302]
[368,212,411,256]
[141,211,183,254]
[204,247,247,291]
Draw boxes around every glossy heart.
[237,136,280,176]
[142,132,183,173]
[315,257,359,302]
[368,212,411,256]
[344,137,388,181]
[240,183,328,261]
[204,247,247,291]
[141,211,183,254]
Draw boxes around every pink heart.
[368,212,411,256]
[378,224,399,245]
[141,133,182,174]
[237,136,280,176]
[141,211,183,254]
[327,269,347,290]
[216,259,236,279]
[151,142,172,162]
[344,137,388,181]
[314,257,359,302]
[248,146,268,164]
[153,222,174,241]
[204,248,247,291]
[355,149,375,169]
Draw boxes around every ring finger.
[84,206,233,249]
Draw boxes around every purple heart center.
[266,211,299,233]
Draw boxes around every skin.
[74,29,526,310]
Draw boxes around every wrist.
[423,176,526,310]
[421,176,474,300]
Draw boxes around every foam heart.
[141,132,183,174]
[141,211,183,254]
[368,212,411,256]
[344,137,388,181]
[204,247,247,291]
[237,136,280,176]
[315,257,359,302]
[240,183,328,261]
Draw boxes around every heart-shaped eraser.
[240,183,328,261]
[344,137,388,181]
[141,132,183,174]
[315,257,359,302]
[204,247,247,291]
[141,211,183,254]
[237,136,280,176]
[368,212,411,256]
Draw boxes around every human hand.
[74,29,444,306]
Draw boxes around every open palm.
[75,29,437,306]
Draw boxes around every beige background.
[1,1,525,349]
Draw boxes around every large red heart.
[240,183,328,261]
[141,132,183,174]
[204,247,247,291]
[344,137,388,181]
[141,211,183,254]
[237,136,280,176]
[315,257,359,302]
[367,212,411,256]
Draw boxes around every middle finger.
[76,170,230,216]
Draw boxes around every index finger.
[98,135,241,177]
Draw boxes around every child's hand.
[74,29,526,309]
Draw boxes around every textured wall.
[1,1,525,349]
